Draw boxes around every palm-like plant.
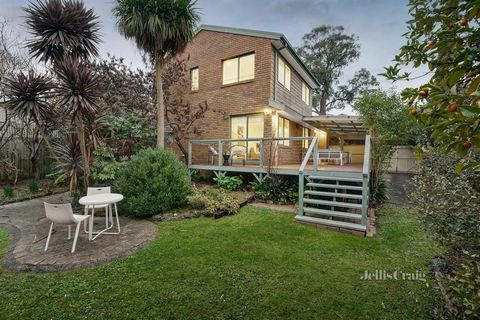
[52,132,82,192]
[113,0,199,148]
[55,57,101,184]
[25,0,100,64]
[23,0,101,188]
[5,70,58,159]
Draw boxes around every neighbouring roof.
[304,115,367,136]
[196,24,320,89]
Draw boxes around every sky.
[0,0,423,114]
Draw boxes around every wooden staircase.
[294,134,371,234]
[295,174,367,232]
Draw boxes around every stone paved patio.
[0,193,157,272]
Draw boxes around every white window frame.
[277,57,291,90]
[190,67,199,91]
[222,53,255,85]
[302,82,310,105]
[278,117,291,146]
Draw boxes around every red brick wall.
[168,30,311,166]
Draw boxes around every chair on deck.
[85,187,112,231]
[208,145,218,165]
[230,145,247,166]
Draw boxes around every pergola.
[303,115,368,139]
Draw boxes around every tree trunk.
[74,115,90,189]
[319,94,328,115]
[155,57,165,148]
[34,119,59,163]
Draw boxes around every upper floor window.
[222,53,255,85]
[278,116,290,146]
[302,82,310,105]
[277,57,291,90]
[190,67,199,91]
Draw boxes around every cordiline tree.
[114,0,199,148]
[23,0,101,188]
[382,0,480,172]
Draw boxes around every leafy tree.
[163,58,208,162]
[354,90,420,201]
[382,0,480,172]
[113,0,199,148]
[297,26,379,115]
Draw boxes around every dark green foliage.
[369,172,389,203]
[446,253,480,319]
[3,186,14,198]
[213,173,242,191]
[113,0,199,59]
[187,187,239,217]
[114,148,191,217]
[27,180,40,194]
[410,151,480,251]
[251,176,298,204]
[91,143,126,185]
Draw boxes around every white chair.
[85,186,112,230]
[208,145,218,165]
[44,202,90,253]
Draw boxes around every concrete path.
[0,193,157,272]
[385,173,413,207]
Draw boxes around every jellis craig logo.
[361,270,426,281]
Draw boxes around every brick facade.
[169,29,315,166]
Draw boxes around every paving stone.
[0,192,157,272]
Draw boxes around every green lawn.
[0,205,442,319]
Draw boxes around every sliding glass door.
[230,114,264,162]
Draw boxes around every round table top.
[79,193,124,206]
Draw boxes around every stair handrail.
[299,135,318,174]
[361,134,372,226]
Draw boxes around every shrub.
[28,180,40,194]
[114,148,191,217]
[91,143,126,185]
[409,151,480,251]
[3,186,14,198]
[370,172,389,203]
[251,176,298,204]
[187,187,239,217]
[446,253,480,319]
[213,173,242,191]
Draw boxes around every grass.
[0,204,442,319]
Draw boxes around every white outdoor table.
[79,193,123,241]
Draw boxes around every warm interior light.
[264,107,272,115]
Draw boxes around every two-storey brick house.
[172,25,373,234]
[177,25,322,166]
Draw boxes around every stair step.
[308,175,363,183]
[306,183,363,191]
[303,207,362,220]
[303,198,362,209]
[304,190,362,199]
[295,215,366,231]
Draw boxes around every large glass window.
[302,127,310,149]
[278,116,290,146]
[222,53,255,85]
[277,57,291,90]
[230,114,264,161]
[190,67,199,91]
[302,82,310,105]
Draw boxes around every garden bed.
[151,183,254,222]
[0,179,68,206]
